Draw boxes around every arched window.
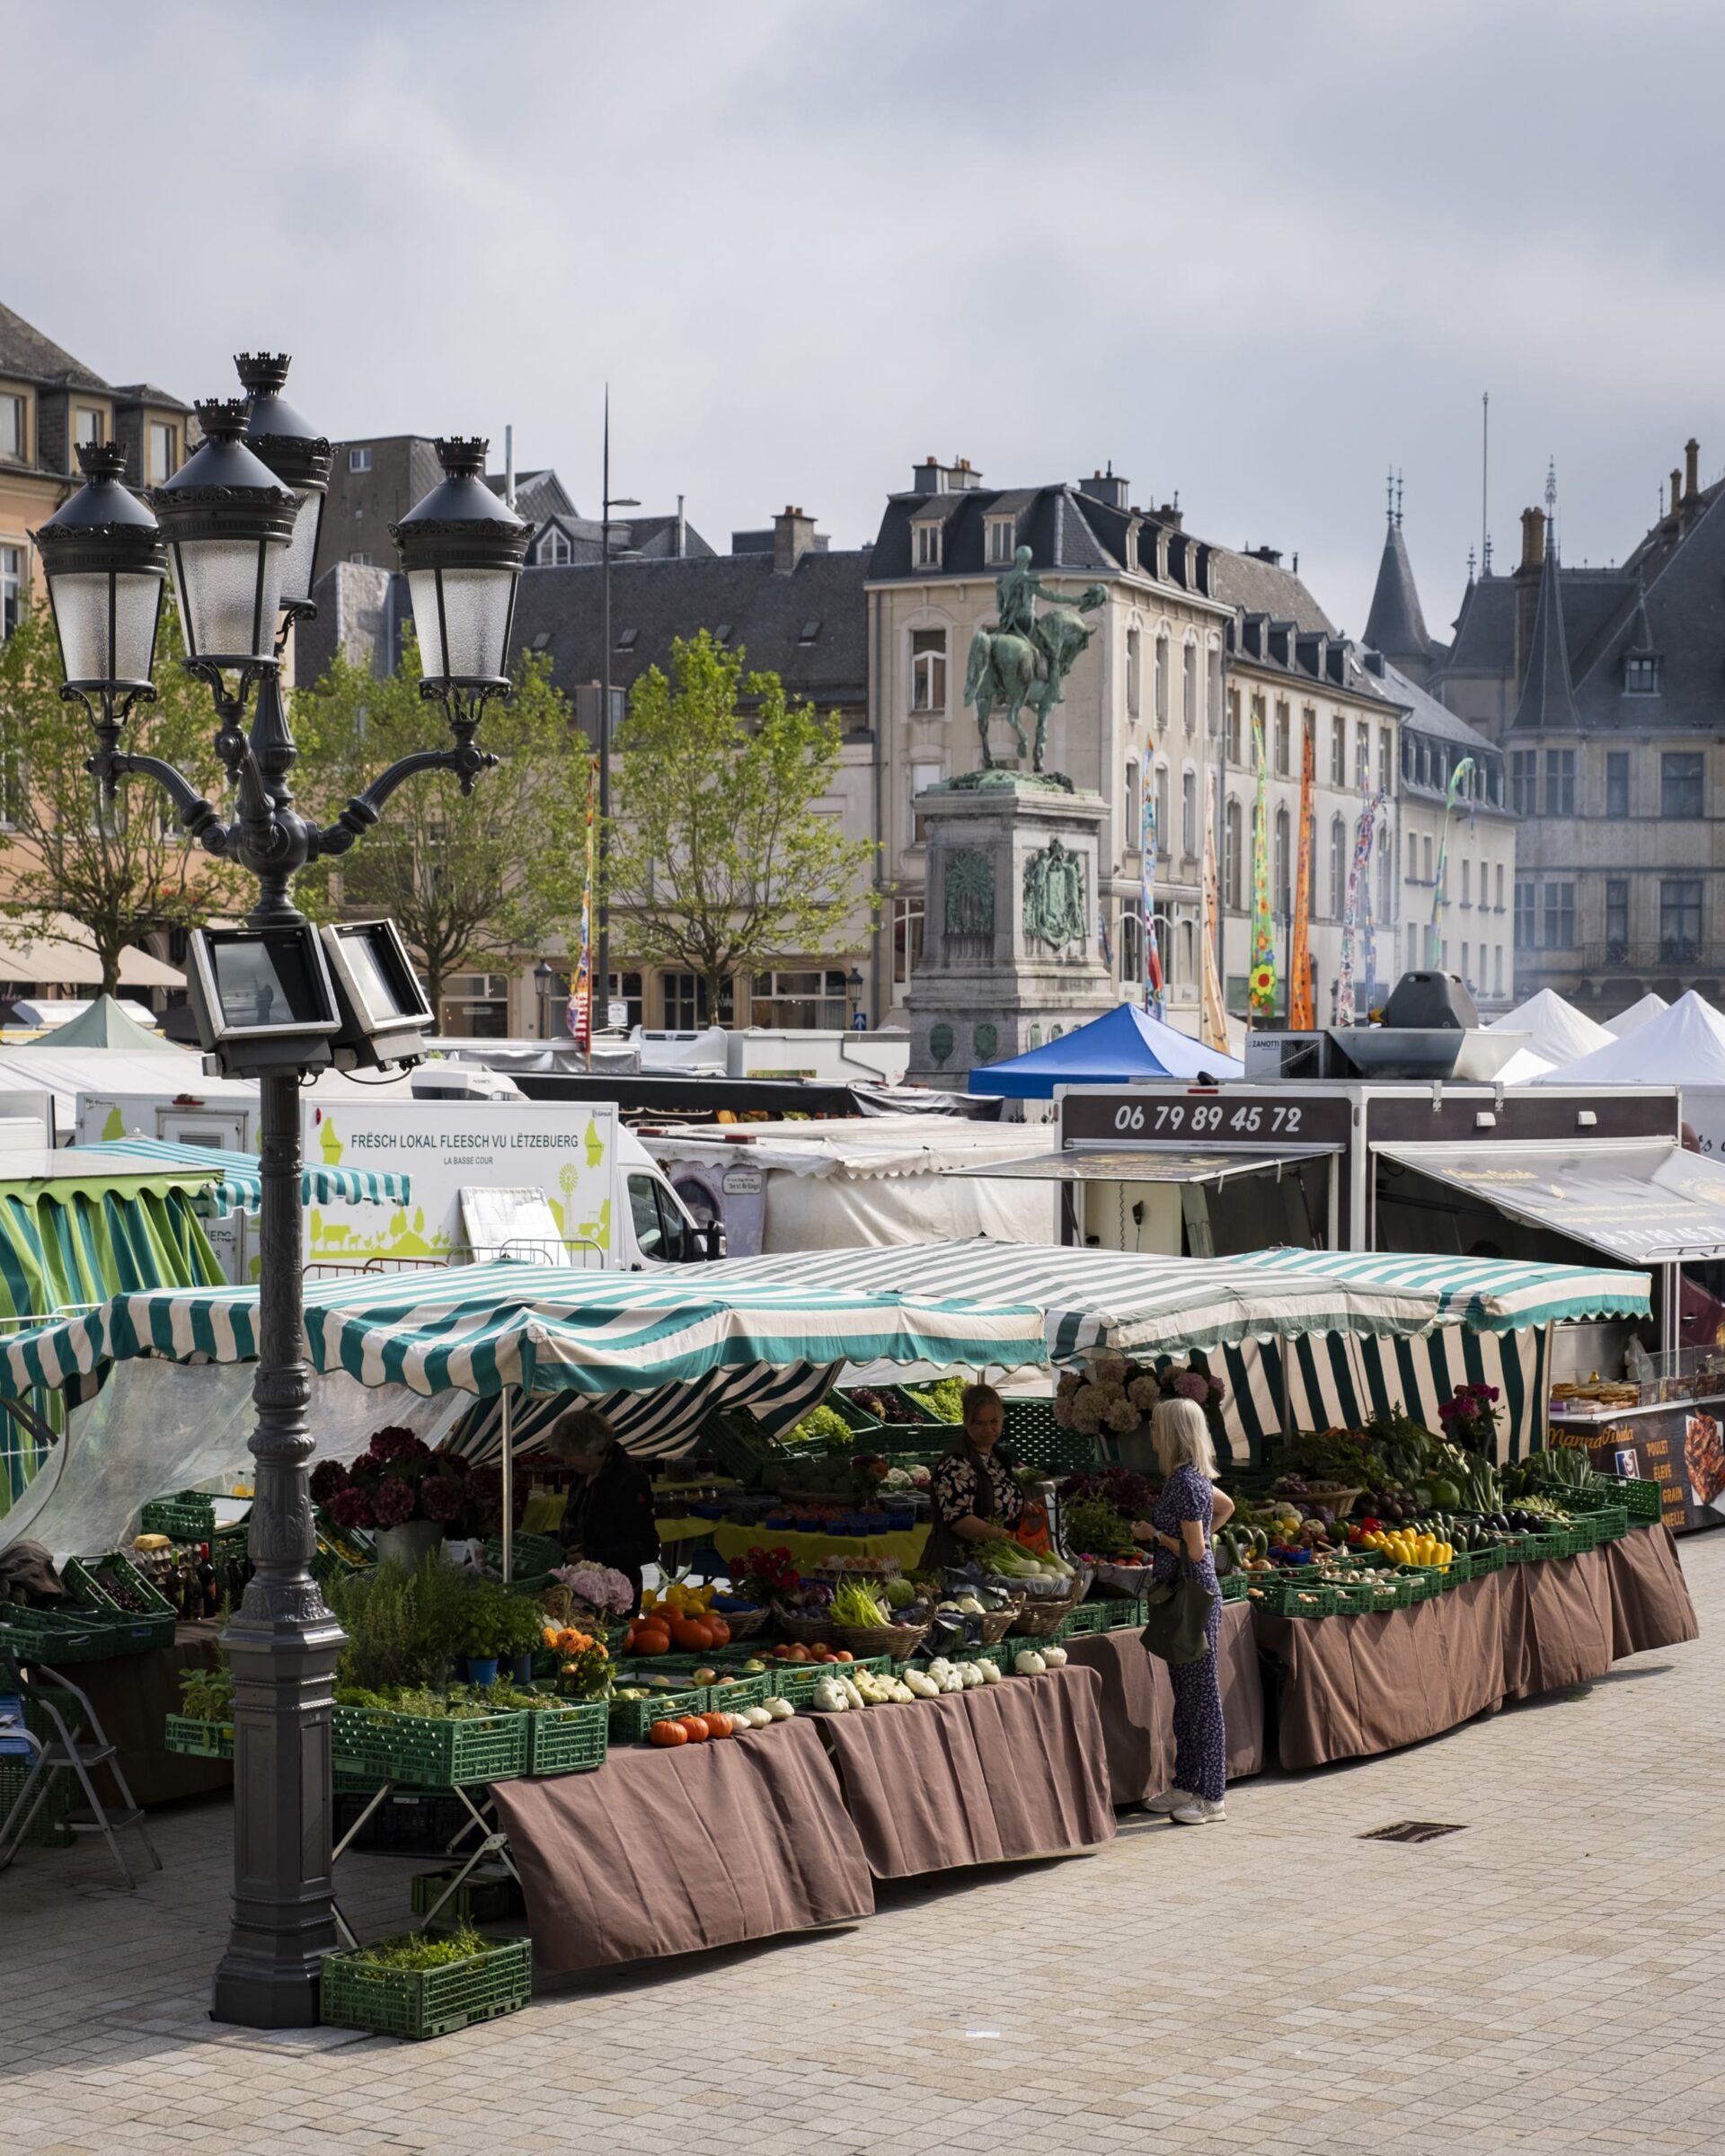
[1119,906,1143,984]
[1126,625,1142,720]
[1181,641,1198,732]
[1180,917,1196,983]
[1224,798,1243,910]
[1205,641,1221,736]
[1273,806,1291,915]
[1154,911,1176,983]
[1422,834,1433,881]
[1329,816,1349,918]
[1154,764,1171,857]
[1181,767,1198,857]
[1154,633,1170,726]
[1377,840,1391,927]
[1124,757,1142,848]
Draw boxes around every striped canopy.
[709,1240,1649,1355]
[0,1261,1050,1412]
[72,1138,411,1219]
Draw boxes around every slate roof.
[108,382,192,414]
[868,482,1120,579]
[0,301,107,391]
[1372,657,1512,816]
[1363,518,1430,664]
[1208,550,1335,635]
[530,510,718,566]
[1511,527,1581,731]
[511,547,871,712]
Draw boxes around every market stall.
[1062,1605,1263,1804]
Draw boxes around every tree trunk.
[703,964,729,1026]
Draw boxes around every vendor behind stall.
[544,1408,660,1611]
[925,1383,1023,1568]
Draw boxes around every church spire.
[1364,473,1430,677]
[1513,473,1579,731]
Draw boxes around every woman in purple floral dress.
[1132,1398,1232,1825]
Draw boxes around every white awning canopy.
[945,1142,1338,1187]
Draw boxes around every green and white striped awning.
[709,1240,1649,1356]
[72,1138,411,1218]
[0,1261,1050,1407]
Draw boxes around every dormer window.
[712,623,732,644]
[615,626,638,650]
[986,517,1015,566]
[799,618,821,644]
[1625,653,1660,694]
[914,520,942,570]
[538,528,571,566]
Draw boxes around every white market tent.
[1535,991,1725,1088]
[1605,991,1669,1038]
[1493,1047,1557,1087]
[1486,989,1613,1065]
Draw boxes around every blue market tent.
[969,1002,1243,1099]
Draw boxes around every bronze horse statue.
[963,579,1107,773]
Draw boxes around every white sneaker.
[1170,1797,1226,1825]
[1144,1788,1196,1815]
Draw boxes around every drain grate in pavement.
[1360,1820,1467,1844]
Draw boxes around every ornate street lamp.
[31,380,526,2032]
[235,351,332,631]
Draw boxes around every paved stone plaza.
[3,1533,1720,2156]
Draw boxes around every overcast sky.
[11,0,1723,641]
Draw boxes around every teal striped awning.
[710,1240,1649,1354]
[70,1138,411,1219]
[0,1261,1051,1406]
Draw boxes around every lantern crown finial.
[234,352,292,396]
[75,439,129,483]
[434,437,489,481]
[193,398,252,444]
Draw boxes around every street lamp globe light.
[235,352,332,623]
[393,437,527,702]
[152,398,296,695]
[32,441,165,719]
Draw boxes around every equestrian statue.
[963,545,1106,773]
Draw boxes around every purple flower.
[369,1476,416,1527]
[419,1475,466,1524]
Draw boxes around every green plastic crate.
[1605,1475,1662,1524]
[0,1604,114,1665]
[1277,1577,1340,1619]
[607,1683,709,1742]
[0,1756,74,1847]
[62,1554,176,1653]
[1003,1401,1100,1475]
[482,1532,566,1584]
[139,1489,218,1540]
[1218,1573,1252,1604]
[1394,1568,1445,1604]
[1331,1577,1400,1615]
[761,1653,891,1706]
[410,1865,525,1925]
[332,1703,529,1788]
[1464,1538,1508,1575]
[1438,1551,1474,1586]
[319,1933,531,2041]
[164,1713,234,1760]
[827,1392,883,1433]
[526,1698,607,1776]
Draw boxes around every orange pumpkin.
[699,1711,731,1740]
[648,1719,688,1747]
[677,1714,710,1743]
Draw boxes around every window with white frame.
[349,446,373,473]
[1329,816,1348,918]
[147,421,177,482]
[1126,625,1141,720]
[1461,859,1472,907]
[891,897,924,985]
[1378,726,1393,796]
[1495,862,1505,911]
[914,521,942,570]
[1124,757,1142,848]
[1494,945,1503,994]
[0,392,23,461]
[1330,714,1346,786]
[74,407,103,448]
[1421,835,1433,881]
[1355,720,1370,791]
[1181,641,1197,732]
[1154,633,1169,726]
[1119,904,1143,985]
[538,528,571,566]
[986,517,1015,566]
[1273,702,1290,776]
[910,628,947,712]
[1377,843,1391,928]
[1181,767,1197,857]
[1224,798,1243,909]
[1225,688,1242,766]
[0,544,22,640]
[1273,806,1291,915]
[348,551,373,567]
[1154,763,1170,857]
[1205,643,1221,736]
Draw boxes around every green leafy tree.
[0,600,243,992]
[608,631,878,1012]
[293,639,590,1014]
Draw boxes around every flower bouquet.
[313,1429,480,1561]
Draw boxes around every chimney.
[1685,437,1701,506]
[1514,505,1545,691]
[1670,467,1683,520]
[504,424,515,509]
[1517,506,1544,573]
[676,492,686,559]
[1082,466,1129,510]
[774,504,816,574]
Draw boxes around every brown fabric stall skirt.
[1255,1526,1698,1771]
[1061,1604,1265,1805]
[72,1620,231,1806]
[817,1664,1117,1878]
[488,1715,873,1974]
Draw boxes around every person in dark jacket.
[545,1408,660,1613]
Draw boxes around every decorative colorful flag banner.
[568,753,599,1050]
[1428,756,1476,970]
[1288,720,1314,1029]
[1140,763,1163,1015]
[1199,770,1231,1054]
[1249,716,1276,1017]
[1337,786,1388,1027]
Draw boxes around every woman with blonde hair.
[1131,1396,1232,1825]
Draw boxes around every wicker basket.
[1011,1587,1083,1639]
[770,1603,837,1645]
[831,1619,929,1660]
[714,1603,768,1641]
[978,1602,1023,1646]
[1289,1485,1363,1517]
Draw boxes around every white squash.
[903,1669,940,1699]
[976,1658,1002,1684]
[1013,1649,1048,1677]
[1040,1645,1068,1669]
[811,1676,849,1713]
[744,1705,774,1728]
[763,1696,795,1720]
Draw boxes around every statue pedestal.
[905,773,1115,1090]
